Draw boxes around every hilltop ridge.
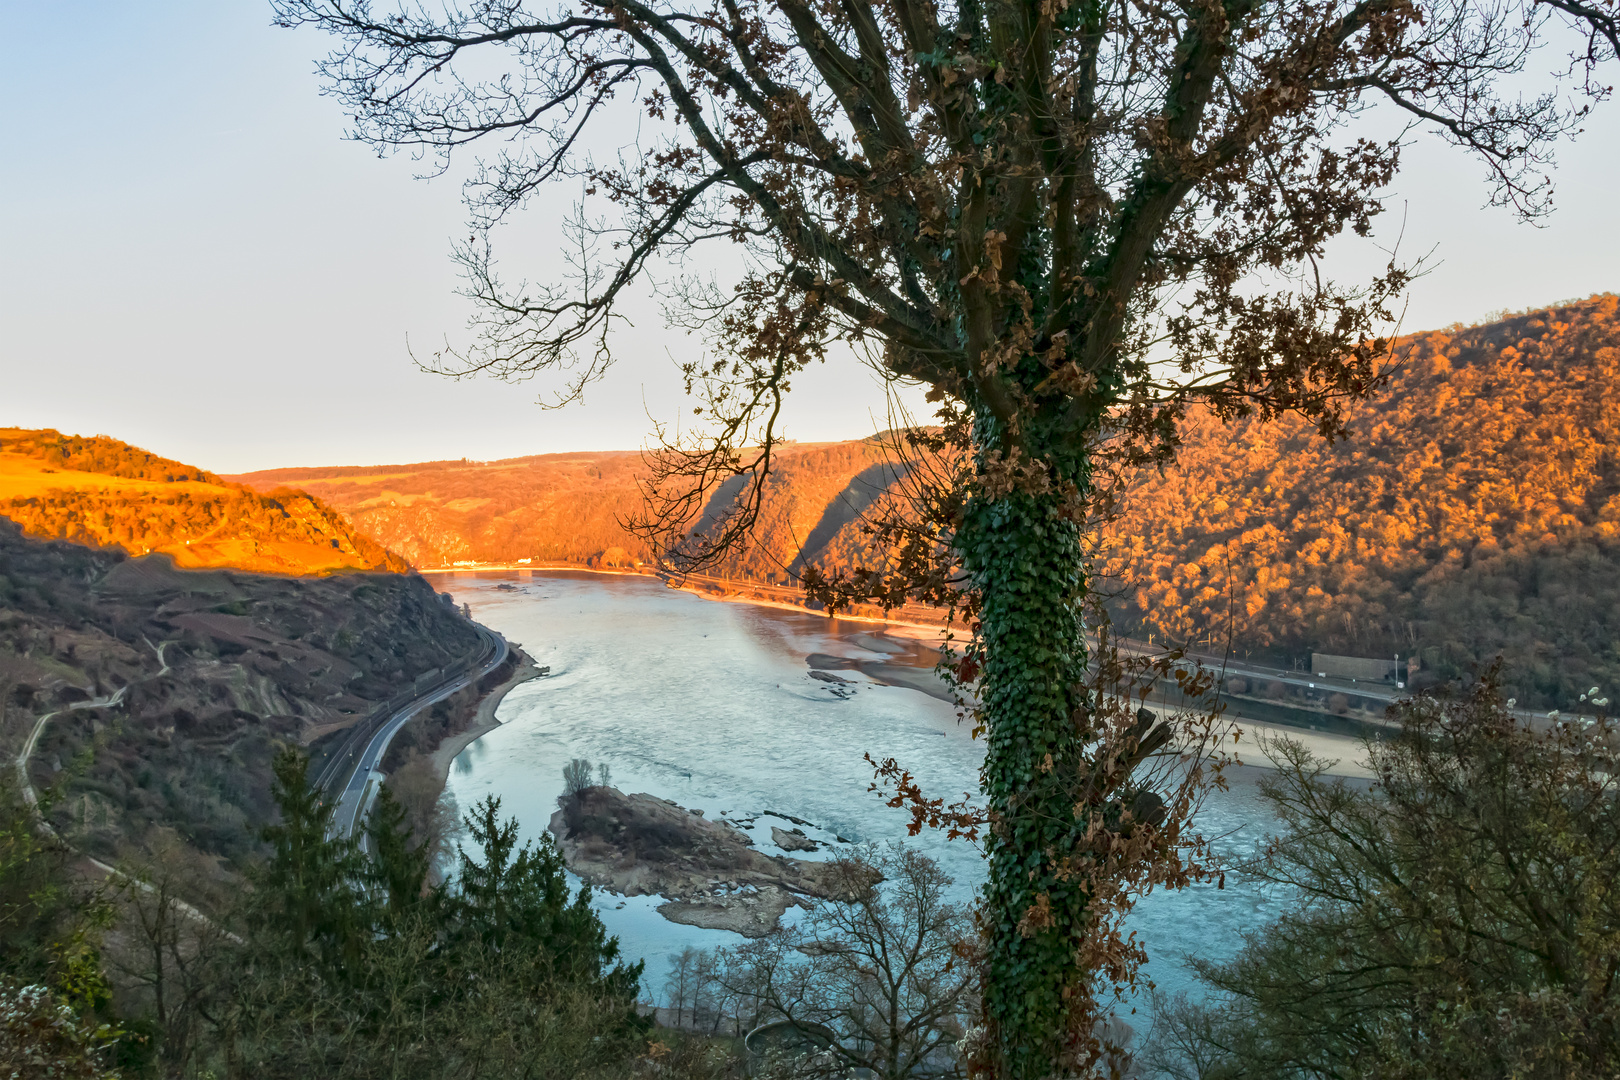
[0,428,409,575]
[229,440,900,578]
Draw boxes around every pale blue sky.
[2,2,1616,474]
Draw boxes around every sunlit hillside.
[230,440,902,579]
[1101,294,1620,707]
[0,428,407,575]
[235,295,1619,706]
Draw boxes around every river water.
[440,570,1299,1032]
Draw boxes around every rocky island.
[548,786,873,936]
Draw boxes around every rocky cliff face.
[0,519,480,871]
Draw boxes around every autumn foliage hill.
[231,295,1620,708]
[0,428,409,575]
[230,439,902,583]
[1102,294,1620,709]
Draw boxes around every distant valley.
[4,297,1614,739]
[0,292,1615,1007]
[229,439,901,583]
[233,296,1620,709]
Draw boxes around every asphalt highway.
[328,627,509,839]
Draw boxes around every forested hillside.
[0,428,408,574]
[236,296,1619,708]
[1102,294,1619,708]
[233,439,902,579]
[234,451,657,568]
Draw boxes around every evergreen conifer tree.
[257,747,366,973]
[365,784,429,926]
[451,795,643,996]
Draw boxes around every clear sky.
[3,2,1616,474]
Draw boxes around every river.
[440,570,1307,1034]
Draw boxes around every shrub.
[0,982,120,1080]
[562,758,595,800]
[1147,676,1620,1079]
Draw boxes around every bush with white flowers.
[0,981,119,1080]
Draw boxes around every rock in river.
[548,786,872,937]
[771,825,820,852]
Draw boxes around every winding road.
[321,625,509,839]
[12,639,232,934]
[17,622,507,924]
[16,637,171,815]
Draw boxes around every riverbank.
[425,561,960,640]
[424,651,545,795]
[421,562,654,580]
[437,568,1375,791]
[437,569,1381,1010]
[1221,720,1374,779]
[680,580,954,638]
[807,632,1379,778]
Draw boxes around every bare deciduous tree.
[702,847,973,1079]
[272,0,1616,1072]
[562,757,596,800]
[1147,674,1620,1079]
[106,836,233,1076]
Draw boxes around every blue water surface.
[440,571,1298,1032]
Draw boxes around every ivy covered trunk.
[961,455,1092,1078]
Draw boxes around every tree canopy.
[274,0,1612,500]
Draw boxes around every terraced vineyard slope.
[0,519,490,875]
